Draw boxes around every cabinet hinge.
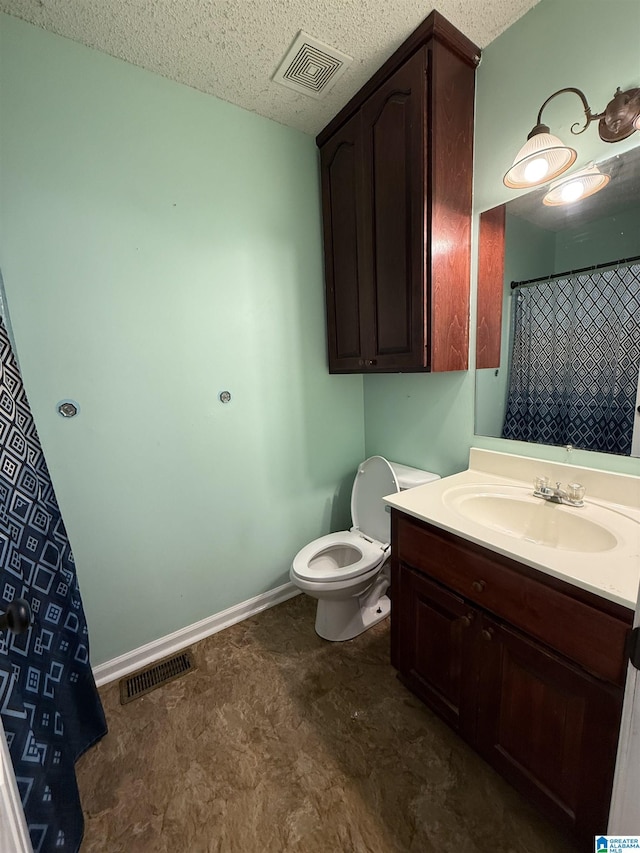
[627,627,640,670]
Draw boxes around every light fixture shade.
[543,163,610,206]
[503,129,577,189]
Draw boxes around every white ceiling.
[0,0,540,136]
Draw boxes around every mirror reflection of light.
[524,158,549,184]
[543,162,610,206]
[560,180,585,202]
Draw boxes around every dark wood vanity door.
[359,48,428,371]
[320,111,367,372]
[475,616,623,845]
[394,565,477,739]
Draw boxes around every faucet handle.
[567,482,586,505]
[534,476,549,494]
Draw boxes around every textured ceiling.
[0,0,540,135]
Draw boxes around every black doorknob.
[0,599,31,635]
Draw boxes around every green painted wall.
[364,0,640,478]
[0,14,365,665]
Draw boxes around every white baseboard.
[92,582,301,688]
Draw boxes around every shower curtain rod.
[510,253,640,290]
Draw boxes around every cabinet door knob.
[471,580,486,593]
[481,627,494,642]
[366,359,377,366]
[457,613,474,629]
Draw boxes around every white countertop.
[383,449,640,610]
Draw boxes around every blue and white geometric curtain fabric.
[502,262,640,455]
[0,318,107,852]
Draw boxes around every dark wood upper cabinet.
[359,49,427,371]
[317,12,479,374]
[320,112,365,371]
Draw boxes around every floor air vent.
[272,31,352,99]
[119,650,196,705]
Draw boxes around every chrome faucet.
[533,477,585,507]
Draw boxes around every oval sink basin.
[443,487,619,553]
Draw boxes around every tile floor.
[76,595,577,852]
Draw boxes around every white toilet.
[290,456,440,641]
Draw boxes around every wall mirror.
[475,144,640,457]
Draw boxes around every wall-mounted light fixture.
[503,86,640,190]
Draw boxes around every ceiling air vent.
[272,31,352,99]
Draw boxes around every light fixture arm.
[504,82,640,190]
[535,87,603,137]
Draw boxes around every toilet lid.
[351,456,399,546]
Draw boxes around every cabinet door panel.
[320,112,366,371]
[371,98,410,354]
[476,617,622,843]
[394,565,476,737]
[361,49,427,370]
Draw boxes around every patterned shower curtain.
[502,262,640,455]
[0,317,107,852]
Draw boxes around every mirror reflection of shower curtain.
[502,262,640,455]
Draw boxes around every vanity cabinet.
[317,12,479,374]
[391,510,633,846]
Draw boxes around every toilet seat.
[292,457,398,586]
[291,530,388,583]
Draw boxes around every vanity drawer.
[394,513,633,686]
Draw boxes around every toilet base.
[314,593,391,642]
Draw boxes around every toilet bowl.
[290,456,439,641]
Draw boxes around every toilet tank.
[388,461,440,491]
